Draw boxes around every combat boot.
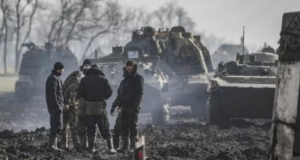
[117,136,129,153]
[55,137,65,152]
[87,136,96,153]
[61,135,68,150]
[72,135,81,151]
[129,136,138,153]
[47,136,56,151]
[106,137,116,154]
[113,135,120,149]
[47,136,64,152]
[79,135,88,150]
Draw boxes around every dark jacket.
[113,64,144,108]
[77,66,113,102]
[46,70,64,110]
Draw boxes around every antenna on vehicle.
[95,49,98,59]
[242,26,245,54]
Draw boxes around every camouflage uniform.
[62,71,81,150]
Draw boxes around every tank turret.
[261,46,276,54]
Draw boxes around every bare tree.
[0,0,14,74]
[80,0,133,60]
[13,0,40,73]
[40,0,132,61]
[175,7,195,32]
[150,1,195,31]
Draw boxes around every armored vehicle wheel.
[208,90,228,126]
[190,93,209,117]
[151,98,166,126]
[152,107,165,126]
[15,87,32,102]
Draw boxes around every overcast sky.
[119,0,300,51]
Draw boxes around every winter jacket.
[46,70,64,110]
[77,66,113,102]
[114,64,144,108]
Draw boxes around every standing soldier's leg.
[117,110,130,153]
[85,115,96,153]
[47,108,63,152]
[113,113,122,149]
[61,111,69,149]
[77,98,88,149]
[77,116,88,149]
[128,108,139,151]
[97,111,116,154]
[69,108,80,150]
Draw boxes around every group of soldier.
[45,59,144,154]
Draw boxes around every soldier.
[61,62,89,151]
[110,85,123,150]
[45,62,66,152]
[77,64,116,154]
[215,61,227,77]
[75,59,93,150]
[111,60,144,153]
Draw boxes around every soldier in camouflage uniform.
[62,71,81,151]
[62,59,92,151]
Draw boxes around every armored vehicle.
[156,26,211,117]
[91,26,211,125]
[15,43,78,101]
[208,52,278,125]
[212,44,249,68]
[182,32,214,72]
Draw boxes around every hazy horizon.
[120,0,300,50]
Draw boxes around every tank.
[158,27,210,117]
[91,26,211,125]
[15,42,78,101]
[208,52,278,125]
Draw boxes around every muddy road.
[0,92,271,160]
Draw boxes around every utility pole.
[270,11,300,160]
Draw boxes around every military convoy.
[208,51,278,125]
[15,42,78,101]
[91,26,213,125]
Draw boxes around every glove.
[110,107,115,116]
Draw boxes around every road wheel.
[190,92,209,117]
[152,108,165,126]
[16,87,32,102]
[151,98,166,126]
